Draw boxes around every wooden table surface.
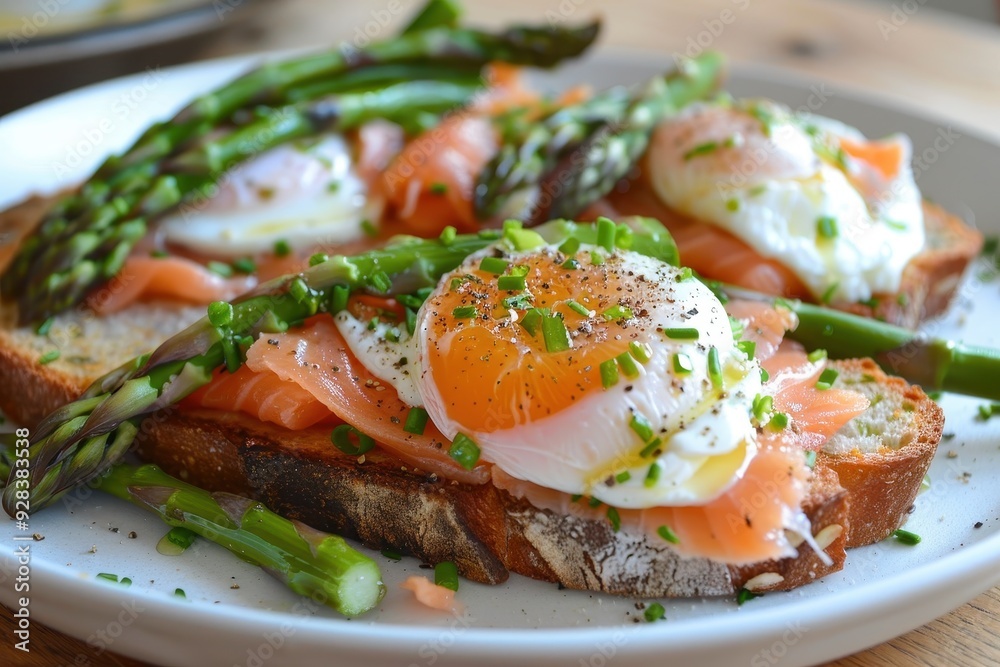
[3,0,999,665]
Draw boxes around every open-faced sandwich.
[1,0,994,614]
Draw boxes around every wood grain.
[2,0,1000,665]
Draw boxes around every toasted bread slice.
[128,408,850,597]
[820,359,943,547]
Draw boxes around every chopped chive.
[736,340,756,360]
[207,260,233,277]
[683,140,719,160]
[519,308,545,336]
[736,588,760,605]
[606,507,621,532]
[629,412,654,442]
[502,292,534,310]
[815,367,839,390]
[615,471,632,484]
[708,347,723,388]
[38,350,60,365]
[587,496,602,508]
[505,226,546,251]
[449,433,481,470]
[232,257,256,274]
[404,407,429,435]
[558,236,581,256]
[434,561,459,591]
[452,305,477,319]
[566,299,592,317]
[602,305,633,321]
[439,226,457,246]
[174,588,186,598]
[817,215,839,239]
[770,412,789,431]
[672,352,693,374]
[273,239,291,257]
[820,282,839,305]
[628,341,652,364]
[208,300,234,327]
[381,548,403,561]
[166,526,198,550]
[615,225,634,249]
[497,275,527,291]
[36,317,54,336]
[542,314,572,353]
[760,368,770,383]
[807,348,828,363]
[596,217,617,252]
[429,182,448,195]
[368,270,392,294]
[725,198,740,212]
[479,256,510,275]
[600,358,619,389]
[561,258,580,270]
[657,524,680,544]
[643,602,666,623]
[662,327,699,340]
[384,328,401,343]
[645,463,662,488]
[96,573,119,583]
[329,284,350,314]
[330,424,375,455]
[892,529,921,546]
[752,394,774,421]
[309,253,329,267]
[640,437,663,458]
[120,578,132,587]
[803,450,816,468]
[570,494,582,503]
[289,277,311,304]
[728,316,744,340]
[360,219,378,237]
[677,267,694,281]
[617,351,640,378]
[367,316,379,331]
[590,250,605,266]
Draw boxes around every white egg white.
[159,133,380,257]
[415,244,763,509]
[648,100,925,304]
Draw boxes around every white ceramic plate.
[1,52,999,667]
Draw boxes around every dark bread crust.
[133,409,849,597]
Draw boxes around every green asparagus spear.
[10,79,480,324]
[546,51,725,220]
[101,464,385,616]
[1,16,601,326]
[719,284,1000,400]
[473,51,725,223]
[0,441,384,616]
[402,0,463,34]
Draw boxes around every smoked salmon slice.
[243,316,490,485]
[184,365,335,430]
[604,184,812,300]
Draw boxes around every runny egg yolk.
[417,244,762,508]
